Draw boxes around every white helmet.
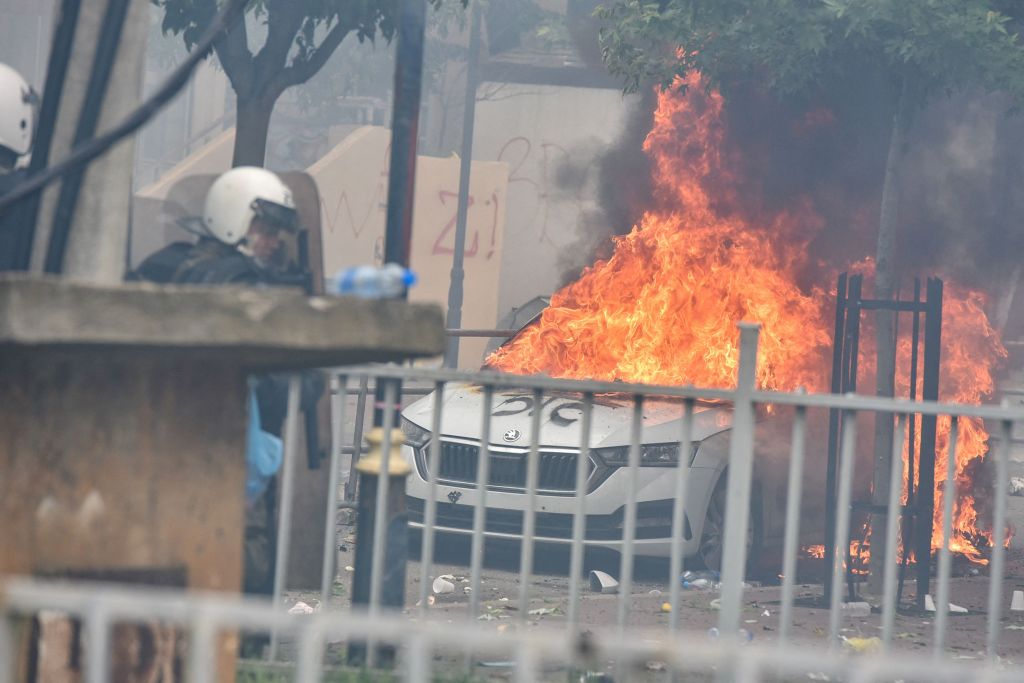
[202,166,298,245]
[0,63,35,157]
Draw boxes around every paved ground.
[279,477,1024,678]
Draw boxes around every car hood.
[401,383,733,449]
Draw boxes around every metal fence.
[2,578,1021,683]
[3,322,1023,681]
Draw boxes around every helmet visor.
[251,198,299,233]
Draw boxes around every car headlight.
[592,442,699,468]
[400,417,431,449]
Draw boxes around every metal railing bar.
[0,614,14,683]
[566,392,595,634]
[881,415,908,648]
[514,641,537,683]
[269,377,302,661]
[321,374,348,611]
[779,403,807,644]
[186,614,215,683]
[84,601,110,683]
[753,391,1024,420]
[827,410,858,648]
[294,620,325,683]
[340,365,734,401]
[933,417,959,657]
[668,398,696,632]
[616,395,644,633]
[332,365,1024,421]
[419,381,447,618]
[735,656,761,683]
[406,633,431,683]
[517,388,544,619]
[986,418,1013,660]
[344,375,370,500]
[718,323,760,640]
[369,381,400,618]
[2,577,1020,683]
[469,385,496,622]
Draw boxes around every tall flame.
[488,74,1008,561]
[489,75,833,390]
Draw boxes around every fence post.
[717,323,760,639]
[347,426,410,667]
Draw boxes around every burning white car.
[399,301,803,569]
[400,388,771,568]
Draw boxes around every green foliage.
[152,0,467,98]
[596,0,1024,106]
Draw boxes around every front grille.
[432,441,592,492]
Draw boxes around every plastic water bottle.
[332,263,416,299]
[681,569,721,589]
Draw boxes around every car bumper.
[403,445,720,558]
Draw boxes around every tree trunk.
[867,78,912,594]
[233,96,275,167]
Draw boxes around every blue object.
[681,569,720,589]
[246,390,282,503]
[332,263,416,299]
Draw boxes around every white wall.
[473,82,636,315]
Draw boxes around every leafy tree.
[154,0,460,167]
[598,0,1024,297]
[596,0,1024,584]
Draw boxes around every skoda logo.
[502,428,522,442]
[447,490,462,504]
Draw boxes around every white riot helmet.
[0,63,35,158]
[202,166,298,246]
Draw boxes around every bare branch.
[203,0,253,95]
[254,0,305,86]
[277,17,354,90]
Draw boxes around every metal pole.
[344,376,369,501]
[44,0,133,274]
[8,0,80,270]
[933,417,959,657]
[825,274,848,601]
[268,378,302,661]
[779,403,807,644]
[383,0,427,272]
[366,0,429,497]
[320,375,348,610]
[986,418,1013,660]
[717,323,760,639]
[881,416,908,648]
[443,2,481,368]
[898,279,922,605]
[916,278,943,610]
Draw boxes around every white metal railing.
[4,578,1023,683]
[320,323,1023,660]
[4,322,1023,680]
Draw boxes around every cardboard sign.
[310,126,509,368]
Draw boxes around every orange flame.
[487,74,1007,561]
[489,74,833,390]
